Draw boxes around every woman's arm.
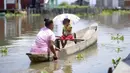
[49,40,57,57]
[48,33,59,59]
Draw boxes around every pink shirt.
[30,27,55,54]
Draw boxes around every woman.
[30,18,59,60]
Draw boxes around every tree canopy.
[59,2,69,6]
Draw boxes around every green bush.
[59,2,69,7]
[100,9,130,16]
[99,10,113,16]
[57,4,89,9]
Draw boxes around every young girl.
[60,18,74,48]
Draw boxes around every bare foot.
[55,48,61,51]
[53,56,58,60]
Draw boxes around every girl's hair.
[63,18,70,24]
[44,18,53,27]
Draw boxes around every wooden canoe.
[26,23,98,62]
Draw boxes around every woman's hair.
[63,18,70,24]
[44,18,53,27]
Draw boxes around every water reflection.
[0,13,130,73]
[30,62,72,73]
[0,16,44,46]
[0,16,89,46]
[96,13,130,29]
[0,15,91,73]
[28,44,97,73]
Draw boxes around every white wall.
[18,0,21,10]
[112,0,118,8]
[44,0,49,4]
[89,0,96,6]
[6,0,15,4]
[4,0,6,10]
[104,0,108,7]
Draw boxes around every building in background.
[0,0,58,11]
[119,0,124,8]
[47,0,58,8]
[96,0,115,8]
[124,0,130,8]
[96,0,104,7]
[29,0,45,8]
[96,0,127,9]
[89,0,96,7]
[0,17,5,41]
[0,0,28,10]
[71,0,97,7]
[0,0,47,11]
[71,0,89,6]
[0,0,17,10]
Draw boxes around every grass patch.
[31,14,41,16]
[114,10,130,14]
[5,13,41,17]
[99,10,113,16]
[57,5,89,9]
[100,9,130,16]
[76,13,95,18]
[5,13,24,17]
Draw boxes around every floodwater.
[0,13,130,73]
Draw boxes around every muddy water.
[0,13,130,73]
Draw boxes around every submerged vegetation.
[110,33,124,69]
[100,9,130,16]
[41,71,48,73]
[31,14,41,16]
[76,9,130,18]
[5,13,41,17]
[76,53,84,60]
[0,46,8,56]
[99,10,113,16]
[5,10,41,17]
[0,46,8,53]
[76,13,95,18]
[5,13,24,17]
[5,10,25,17]
[116,48,122,53]
[112,57,121,68]
[111,34,124,41]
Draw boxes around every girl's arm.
[67,27,72,32]
[62,29,65,35]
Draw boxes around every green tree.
[59,2,69,6]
